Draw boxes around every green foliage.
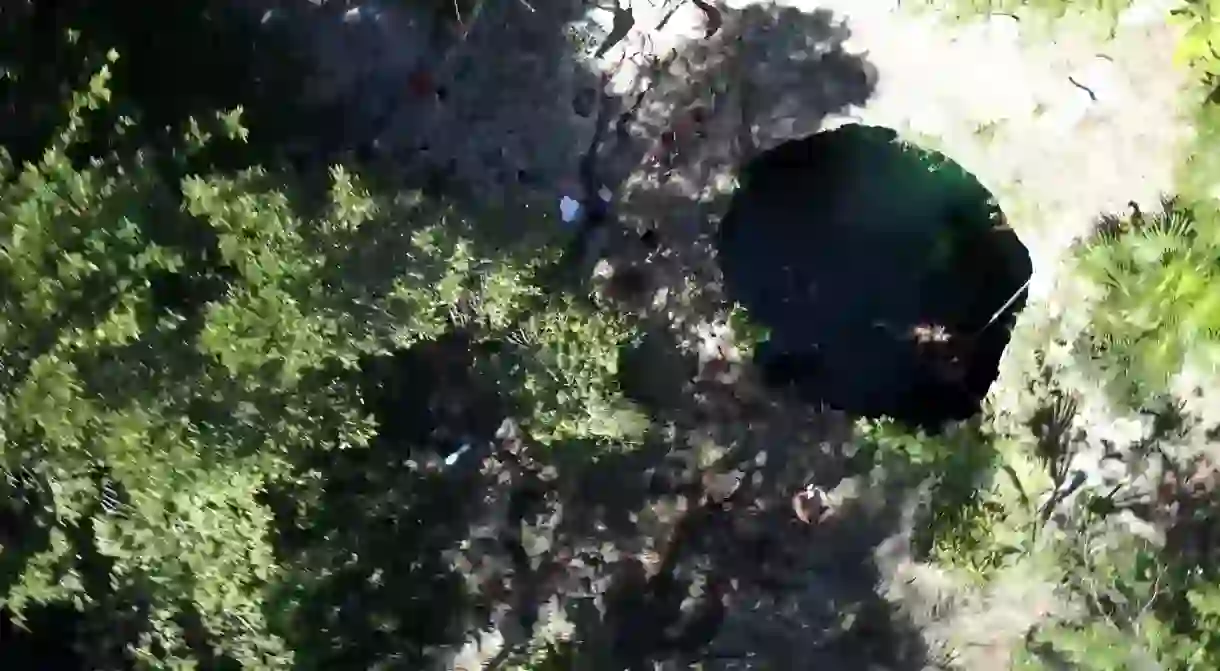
[491,296,649,447]
[1014,8,1220,661]
[725,302,770,359]
[857,417,994,470]
[1173,1,1220,84]
[1173,3,1220,202]
[1073,199,1220,408]
[0,63,307,667]
[1177,100,1220,202]
[1018,522,1220,670]
[0,59,646,667]
[1016,191,1220,667]
[856,418,1013,579]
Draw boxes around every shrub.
[0,56,645,667]
[1018,506,1220,670]
[725,302,771,360]
[1173,1,1220,87]
[856,418,1013,579]
[1072,198,1220,409]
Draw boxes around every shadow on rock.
[599,3,879,328]
[553,434,935,671]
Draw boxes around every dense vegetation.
[895,2,1220,669]
[5,1,1220,669]
[0,33,651,667]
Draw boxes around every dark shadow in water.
[718,124,1031,431]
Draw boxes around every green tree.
[0,57,645,667]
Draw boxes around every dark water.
[718,124,1031,429]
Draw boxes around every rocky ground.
[229,0,1195,668]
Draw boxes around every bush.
[1173,1,1220,88]
[1018,501,1220,670]
[0,58,644,667]
[856,418,1015,579]
[1072,198,1220,408]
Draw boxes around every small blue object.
[560,196,582,226]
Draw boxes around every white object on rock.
[598,185,613,202]
[651,285,669,309]
[560,195,582,223]
[694,320,734,365]
[450,627,506,671]
[592,258,614,279]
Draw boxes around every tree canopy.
[0,53,649,667]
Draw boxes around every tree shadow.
[266,326,669,669]
[616,2,879,183]
[0,0,316,168]
[262,321,932,669]
[544,412,934,670]
[229,0,608,204]
[0,603,87,670]
[0,476,83,670]
[266,335,495,668]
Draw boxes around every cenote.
[718,124,1032,430]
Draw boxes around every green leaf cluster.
[1019,528,1220,670]
[1074,199,1220,408]
[1173,1,1220,82]
[725,302,770,360]
[488,296,649,447]
[0,59,645,667]
[856,418,1012,578]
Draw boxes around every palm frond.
[1074,199,1220,407]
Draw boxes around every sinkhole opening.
[718,124,1032,431]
